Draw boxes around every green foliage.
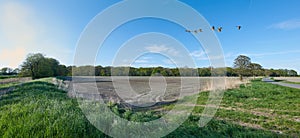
[20,53,67,79]
[249,63,263,76]
[0,81,106,137]
[267,69,298,77]
[69,65,299,77]
[16,53,298,78]
[234,55,252,80]
[72,65,95,76]
[0,82,19,89]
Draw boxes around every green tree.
[57,65,68,76]
[21,53,45,79]
[73,66,95,76]
[288,70,298,76]
[249,63,263,78]
[1,67,13,75]
[198,68,211,76]
[20,53,66,79]
[234,55,251,80]
[225,67,238,76]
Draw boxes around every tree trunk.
[239,75,243,81]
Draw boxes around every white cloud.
[145,44,179,56]
[135,59,149,63]
[269,19,300,30]
[0,2,73,69]
[132,64,165,68]
[190,50,207,60]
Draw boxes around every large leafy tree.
[20,53,65,79]
[249,63,263,77]
[0,67,13,75]
[234,55,251,80]
[21,53,45,79]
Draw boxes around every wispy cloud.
[190,50,207,60]
[145,44,179,56]
[132,64,166,68]
[118,56,151,66]
[135,59,149,64]
[190,50,229,60]
[269,19,300,30]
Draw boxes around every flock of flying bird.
[185,25,242,33]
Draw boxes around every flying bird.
[237,26,242,30]
[218,27,223,32]
[211,26,215,31]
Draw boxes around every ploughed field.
[69,77,241,108]
[274,77,300,83]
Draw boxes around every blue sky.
[1,0,300,72]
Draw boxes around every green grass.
[0,75,17,80]
[166,118,281,138]
[0,79,298,137]
[166,80,300,136]
[0,81,106,137]
[0,82,19,89]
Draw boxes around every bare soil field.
[68,77,245,108]
[0,77,31,84]
[274,77,300,83]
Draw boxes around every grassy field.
[0,82,19,89]
[0,79,299,137]
[192,80,300,136]
[0,75,17,80]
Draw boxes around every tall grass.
[0,81,106,137]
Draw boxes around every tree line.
[2,53,297,79]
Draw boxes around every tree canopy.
[14,53,298,79]
[234,55,252,80]
[20,53,67,79]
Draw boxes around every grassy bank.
[0,79,298,137]
[0,80,105,137]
